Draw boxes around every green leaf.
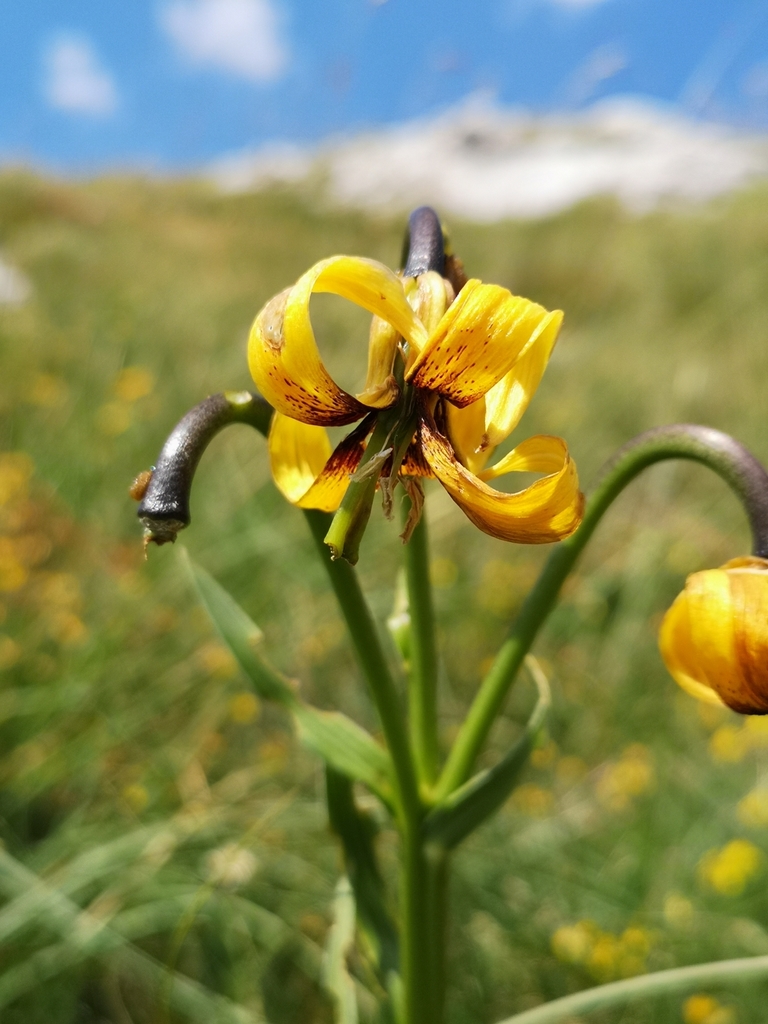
[325,767,399,982]
[423,657,550,851]
[295,707,393,805]
[187,554,394,801]
[186,554,294,704]
[323,876,359,1024]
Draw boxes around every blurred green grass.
[1,169,768,1022]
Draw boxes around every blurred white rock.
[0,256,31,305]
[212,141,313,194]
[209,95,768,220]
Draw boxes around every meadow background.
[1,171,768,1023]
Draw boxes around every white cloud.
[44,35,118,117]
[567,43,628,105]
[504,0,613,26]
[160,0,287,82]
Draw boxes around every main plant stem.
[305,510,420,823]
[437,424,768,797]
[402,499,440,789]
[400,826,448,1024]
[306,510,446,1023]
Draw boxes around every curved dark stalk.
[401,206,445,278]
[136,390,272,546]
[437,424,768,798]
[601,424,768,558]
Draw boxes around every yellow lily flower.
[248,254,584,543]
[659,556,768,714]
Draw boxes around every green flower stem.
[436,424,768,798]
[305,509,420,823]
[308,510,437,1022]
[402,499,440,789]
[399,829,448,1024]
[424,849,448,1024]
[424,659,550,850]
[494,954,768,1024]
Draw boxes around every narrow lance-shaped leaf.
[294,706,394,806]
[326,767,399,983]
[323,876,359,1024]
[186,554,394,803]
[423,657,551,850]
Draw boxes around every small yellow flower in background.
[511,782,554,817]
[0,452,33,506]
[229,691,260,724]
[28,373,69,409]
[697,838,763,896]
[0,538,28,593]
[113,366,155,403]
[663,892,695,928]
[248,252,583,543]
[46,610,88,646]
[595,744,655,811]
[197,641,238,679]
[121,783,149,813]
[551,921,596,965]
[683,994,736,1024]
[708,718,768,764]
[588,932,620,981]
[28,572,88,646]
[709,724,751,763]
[530,739,558,769]
[737,787,768,828]
[551,920,652,980]
[659,556,768,714]
[96,366,155,437]
[0,635,21,670]
[621,926,651,956]
[745,716,768,747]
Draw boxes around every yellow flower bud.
[659,556,768,714]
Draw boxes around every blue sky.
[2,0,768,172]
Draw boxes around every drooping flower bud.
[659,556,768,714]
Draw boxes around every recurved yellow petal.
[249,256,426,426]
[419,421,583,543]
[479,434,569,480]
[356,316,400,409]
[408,271,451,336]
[407,280,559,408]
[445,398,490,476]
[268,412,371,512]
[482,311,563,449]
